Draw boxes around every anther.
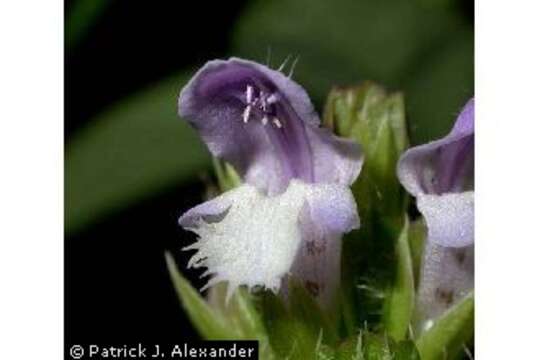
[272,117,282,128]
[261,116,268,126]
[266,94,278,104]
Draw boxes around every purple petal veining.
[179,58,362,195]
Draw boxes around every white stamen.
[243,105,251,123]
[272,117,282,128]
[266,94,278,104]
[261,116,268,126]
[277,55,291,72]
[258,90,267,111]
[288,56,300,78]
[246,85,253,104]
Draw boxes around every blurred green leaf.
[403,33,474,144]
[415,293,474,360]
[66,0,109,47]
[65,73,211,233]
[165,252,233,339]
[233,0,473,144]
[382,217,414,342]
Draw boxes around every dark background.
[65,0,249,345]
[65,0,472,349]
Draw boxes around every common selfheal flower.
[397,98,474,329]
[178,58,363,306]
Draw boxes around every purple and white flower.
[177,58,363,306]
[398,98,474,328]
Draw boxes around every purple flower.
[177,58,363,305]
[398,98,474,328]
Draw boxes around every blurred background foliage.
[66,0,472,233]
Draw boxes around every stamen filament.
[243,105,251,123]
[246,85,253,104]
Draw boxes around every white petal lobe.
[181,179,354,299]
[417,191,474,247]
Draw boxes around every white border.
[1,0,540,358]
[0,1,63,359]
[476,0,540,358]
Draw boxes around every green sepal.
[259,292,318,359]
[408,219,427,286]
[333,334,361,360]
[361,332,420,360]
[361,332,394,360]
[324,82,409,221]
[288,280,339,345]
[328,83,411,334]
[164,252,233,339]
[393,340,421,360]
[382,217,415,341]
[206,284,265,339]
[213,158,242,192]
[206,284,276,359]
[259,280,337,360]
[166,252,278,359]
[415,293,474,360]
[317,344,338,360]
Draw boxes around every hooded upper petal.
[397,98,474,248]
[397,98,474,197]
[179,58,363,195]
